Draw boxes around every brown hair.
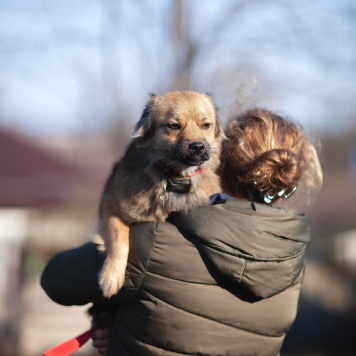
[220,108,323,207]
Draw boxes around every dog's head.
[134,91,224,168]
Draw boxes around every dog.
[96,91,224,298]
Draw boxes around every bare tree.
[71,0,267,154]
[11,0,354,144]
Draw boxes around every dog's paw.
[99,262,125,298]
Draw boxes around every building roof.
[0,130,87,207]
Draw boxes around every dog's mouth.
[180,156,209,167]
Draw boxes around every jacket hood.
[169,199,310,299]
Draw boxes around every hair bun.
[219,107,322,206]
[250,148,304,190]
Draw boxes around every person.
[40,108,323,356]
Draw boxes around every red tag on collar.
[186,167,207,177]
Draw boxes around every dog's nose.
[189,142,205,156]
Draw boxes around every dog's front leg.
[98,215,130,298]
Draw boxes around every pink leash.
[43,328,95,356]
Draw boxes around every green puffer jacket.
[41,199,310,356]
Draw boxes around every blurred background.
[0,0,355,355]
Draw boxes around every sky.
[0,0,355,136]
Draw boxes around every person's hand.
[91,321,111,356]
[88,303,117,355]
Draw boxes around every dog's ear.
[133,93,157,139]
[204,93,226,139]
[214,113,227,139]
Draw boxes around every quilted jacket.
[41,198,310,355]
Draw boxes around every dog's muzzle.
[174,140,211,166]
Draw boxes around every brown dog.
[96,91,224,298]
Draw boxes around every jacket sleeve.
[41,222,157,306]
[40,242,108,306]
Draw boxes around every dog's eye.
[202,123,212,130]
[167,123,181,130]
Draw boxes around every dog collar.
[155,160,207,194]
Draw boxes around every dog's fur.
[96,91,224,298]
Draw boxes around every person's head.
[220,108,323,210]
